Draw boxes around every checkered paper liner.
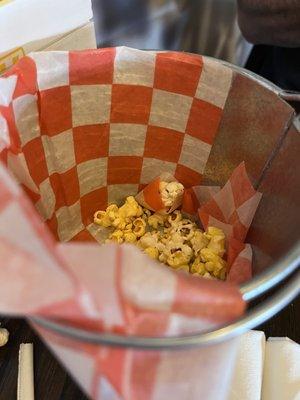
[197,162,262,282]
[0,47,257,399]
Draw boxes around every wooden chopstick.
[17,343,34,400]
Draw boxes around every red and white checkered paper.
[197,162,262,282]
[0,47,253,399]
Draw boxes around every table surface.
[0,293,299,399]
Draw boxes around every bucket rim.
[31,52,300,348]
[31,243,300,349]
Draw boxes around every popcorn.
[143,209,152,218]
[106,204,119,220]
[160,181,184,208]
[0,328,9,347]
[169,232,185,245]
[172,219,196,241]
[94,195,228,280]
[119,196,143,219]
[167,251,191,268]
[200,248,227,279]
[200,248,226,266]
[190,258,206,275]
[158,252,167,263]
[165,240,192,256]
[94,211,112,228]
[167,210,182,225]
[204,226,225,239]
[124,232,137,243]
[207,232,226,257]
[190,230,209,256]
[139,232,160,249]
[112,217,127,230]
[108,230,124,244]
[144,247,159,260]
[148,213,166,229]
[132,217,146,237]
[165,243,193,268]
[136,177,185,214]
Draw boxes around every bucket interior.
[2,48,299,280]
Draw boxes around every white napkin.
[262,337,300,400]
[14,333,300,399]
[0,0,93,54]
[228,332,300,400]
[228,330,266,400]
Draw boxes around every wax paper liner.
[0,47,248,399]
[197,163,262,283]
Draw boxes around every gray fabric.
[92,0,252,65]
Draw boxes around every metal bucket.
[33,57,300,349]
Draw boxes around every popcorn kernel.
[133,217,146,237]
[94,193,228,281]
[124,232,137,243]
[148,213,166,229]
[144,247,159,259]
[94,211,112,227]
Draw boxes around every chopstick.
[18,343,34,400]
